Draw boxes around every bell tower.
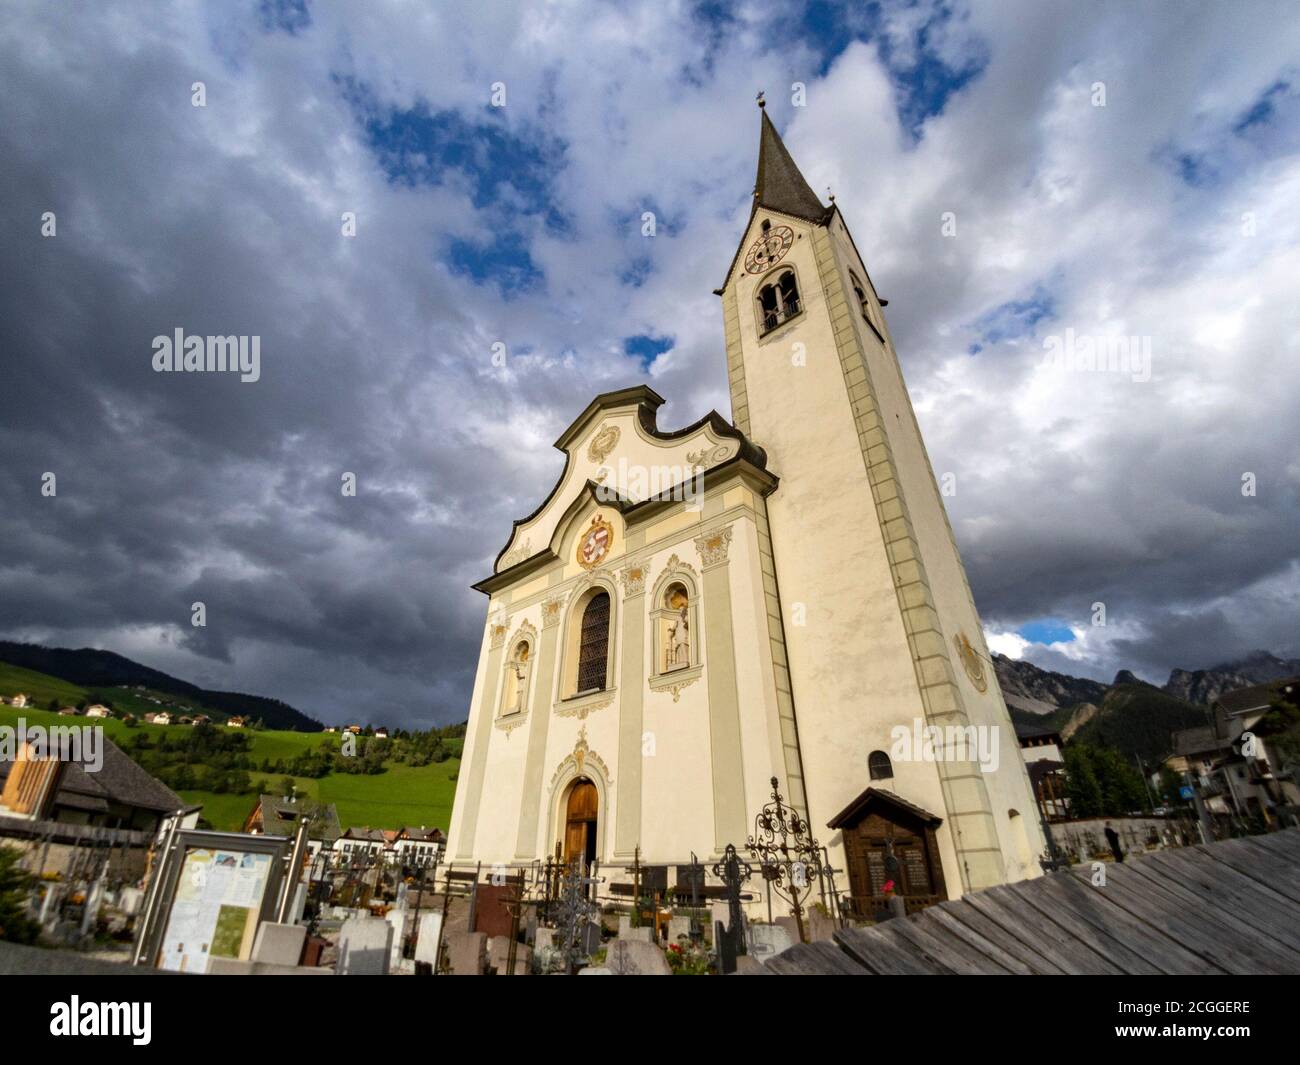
[715,102,1044,893]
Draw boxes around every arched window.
[757,269,801,334]
[576,591,611,694]
[868,750,893,781]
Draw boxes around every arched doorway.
[563,779,598,868]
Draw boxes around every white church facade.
[445,106,1046,912]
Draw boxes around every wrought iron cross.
[551,859,602,974]
[746,776,823,943]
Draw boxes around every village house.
[226,715,247,728]
[1016,721,1068,824]
[242,793,342,858]
[84,704,113,719]
[1167,677,1300,831]
[1,728,198,847]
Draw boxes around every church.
[445,104,1046,913]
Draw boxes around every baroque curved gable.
[489,386,766,578]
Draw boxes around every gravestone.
[252,921,307,966]
[335,917,393,975]
[487,936,532,975]
[667,916,691,944]
[747,922,794,964]
[618,916,652,943]
[606,939,672,975]
[385,907,408,970]
[444,930,488,975]
[414,912,443,966]
[117,886,144,916]
[807,908,836,942]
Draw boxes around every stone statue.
[511,657,529,713]
[668,605,690,668]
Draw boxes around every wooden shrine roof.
[766,829,1300,975]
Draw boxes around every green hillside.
[1068,682,1210,763]
[0,694,461,834]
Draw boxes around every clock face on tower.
[577,516,613,570]
[744,224,795,273]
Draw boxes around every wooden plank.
[833,925,949,974]
[1141,849,1300,952]
[1119,859,1300,971]
[1203,839,1300,905]
[920,905,1036,975]
[766,940,868,975]
[940,899,1068,974]
[1248,828,1300,860]
[967,886,1122,974]
[1030,871,1222,974]
[1065,863,1281,974]
[886,911,1011,974]
[1011,875,1167,974]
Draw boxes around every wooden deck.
[767,829,1300,975]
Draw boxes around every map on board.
[157,848,273,972]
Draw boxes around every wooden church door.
[563,779,598,868]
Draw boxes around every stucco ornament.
[577,515,614,569]
[953,630,989,692]
[694,525,734,567]
[587,423,620,464]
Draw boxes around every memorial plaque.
[641,865,668,895]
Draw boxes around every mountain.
[993,654,1108,716]
[993,649,1298,763]
[0,641,321,731]
[1067,676,1209,764]
[1164,651,1300,706]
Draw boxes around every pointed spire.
[753,105,827,223]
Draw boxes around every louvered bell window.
[576,592,611,693]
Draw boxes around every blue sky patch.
[449,233,542,295]
[341,77,569,231]
[970,286,1055,347]
[1018,619,1076,645]
[1232,79,1291,135]
[258,0,311,36]
[624,334,674,370]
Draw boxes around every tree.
[1065,744,1150,817]
[0,846,39,945]
[1064,745,1104,818]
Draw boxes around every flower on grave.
[882,879,896,897]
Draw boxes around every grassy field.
[0,660,225,723]
[0,695,460,834]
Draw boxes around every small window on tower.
[757,269,801,335]
[868,750,894,781]
[851,271,884,341]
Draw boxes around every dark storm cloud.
[1,2,1297,725]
